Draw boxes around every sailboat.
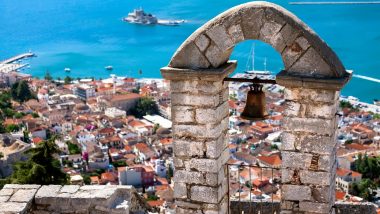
[245,43,271,76]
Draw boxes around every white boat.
[157,19,186,26]
[105,66,113,71]
[123,8,158,25]
[245,43,272,78]
[123,8,185,26]
[64,68,71,72]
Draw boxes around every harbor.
[0,52,36,73]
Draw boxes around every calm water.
[0,0,380,102]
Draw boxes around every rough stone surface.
[167,2,347,78]
[191,186,218,204]
[174,140,204,157]
[282,185,311,201]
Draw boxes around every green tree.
[44,70,53,81]
[82,174,91,185]
[5,124,20,133]
[351,179,377,201]
[129,97,159,118]
[64,76,72,84]
[11,81,34,103]
[14,112,25,119]
[31,112,39,118]
[0,152,3,159]
[66,141,81,155]
[10,139,68,185]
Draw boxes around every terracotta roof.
[345,143,368,151]
[98,127,115,134]
[336,191,346,201]
[257,154,282,167]
[147,200,164,207]
[32,137,44,144]
[160,138,173,145]
[111,93,140,102]
[101,172,117,182]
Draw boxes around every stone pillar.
[277,71,350,214]
[161,62,236,214]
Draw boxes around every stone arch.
[169,1,346,78]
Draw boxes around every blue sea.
[0,0,379,102]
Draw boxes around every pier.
[289,1,380,5]
[0,52,36,65]
[0,52,35,73]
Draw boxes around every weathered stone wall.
[162,63,235,214]
[229,200,377,214]
[168,1,346,79]
[0,184,149,214]
[279,87,340,214]
[162,1,351,214]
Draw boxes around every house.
[257,154,282,168]
[249,122,279,139]
[73,84,96,100]
[105,107,126,118]
[336,168,362,193]
[104,93,140,112]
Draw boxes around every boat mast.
[264,57,267,71]
[252,43,255,71]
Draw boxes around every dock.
[0,52,35,73]
[289,1,380,5]
[0,52,36,65]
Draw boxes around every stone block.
[172,106,195,123]
[191,185,218,204]
[282,117,335,136]
[194,34,210,52]
[319,153,336,172]
[282,151,312,170]
[0,202,29,213]
[173,183,187,199]
[205,134,228,159]
[171,93,220,107]
[173,170,205,184]
[169,42,210,69]
[35,185,62,205]
[282,185,311,201]
[174,157,184,168]
[281,131,297,151]
[299,201,331,213]
[0,188,14,196]
[306,102,337,119]
[205,166,226,186]
[174,140,204,157]
[205,43,232,68]
[0,195,10,202]
[206,24,234,51]
[190,158,219,173]
[60,185,80,194]
[195,102,228,124]
[283,101,304,117]
[227,24,244,43]
[240,8,264,39]
[3,184,41,189]
[289,47,333,77]
[300,170,331,185]
[259,21,284,44]
[9,188,38,203]
[173,118,228,139]
[300,134,337,155]
[284,87,339,104]
[311,186,333,203]
[170,80,224,94]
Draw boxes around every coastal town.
[1,53,380,213]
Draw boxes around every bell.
[240,84,268,121]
